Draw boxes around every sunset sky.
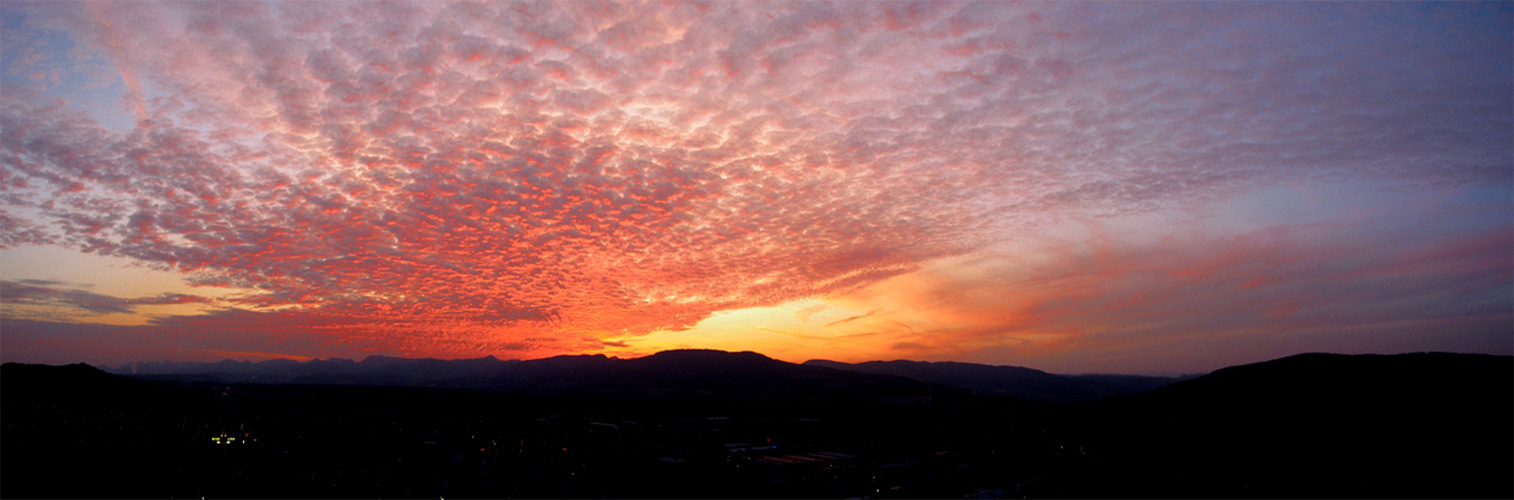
[2,1,1509,374]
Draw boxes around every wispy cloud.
[1,279,210,315]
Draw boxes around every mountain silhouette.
[1,362,140,403]
[804,358,1186,401]
[115,354,516,385]
[111,351,1183,402]
[1051,352,1513,498]
[105,349,956,404]
[7,351,1509,498]
[487,349,958,403]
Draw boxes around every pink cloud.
[829,201,1512,373]
[1,2,1508,366]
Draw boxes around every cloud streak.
[1,279,210,315]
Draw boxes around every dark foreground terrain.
[3,351,1509,498]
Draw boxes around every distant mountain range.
[7,350,1508,498]
[112,354,521,386]
[98,350,1188,401]
[79,349,1503,406]
[99,350,951,403]
[804,359,1192,401]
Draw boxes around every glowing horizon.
[2,1,1510,374]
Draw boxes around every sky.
[1,1,1509,375]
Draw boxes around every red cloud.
[2,1,1509,364]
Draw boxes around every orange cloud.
[1,1,1508,369]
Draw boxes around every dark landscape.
[3,3,1511,499]
[3,350,1509,499]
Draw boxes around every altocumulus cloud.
[1,1,1508,358]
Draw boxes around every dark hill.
[1144,351,1508,404]
[1050,352,1513,499]
[3,361,120,382]
[804,359,1183,401]
[2,362,191,498]
[6,351,1508,498]
[1,362,142,404]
